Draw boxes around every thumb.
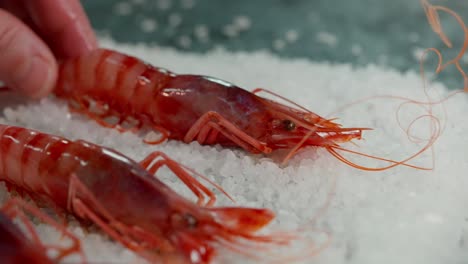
[0,9,57,98]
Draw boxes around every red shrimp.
[0,198,84,264]
[54,48,369,166]
[0,124,289,263]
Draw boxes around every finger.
[25,0,97,59]
[0,9,57,98]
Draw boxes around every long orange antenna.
[420,0,468,91]
[327,146,434,171]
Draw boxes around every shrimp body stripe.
[57,49,174,119]
[0,125,186,232]
[0,125,82,206]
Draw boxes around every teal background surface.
[82,0,468,89]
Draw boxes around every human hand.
[0,0,97,98]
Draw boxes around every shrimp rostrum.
[55,48,369,165]
[0,124,288,263]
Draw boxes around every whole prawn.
[54,48,368,165]
[0,198,84,264]
[0,124,288,263]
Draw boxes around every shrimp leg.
[68,97,119,128]
[70,97,153,135]
[2,198,85,263]
[143,124,170,144]
[139,151,218,206]
[73,141,219,206]
[184,111,272,154]
[67,174,171,256]
[69,97,135,131]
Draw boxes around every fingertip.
[20,55,58,99]
[0,9,57,98]
[25,0,98,58]
[5,56,57,99]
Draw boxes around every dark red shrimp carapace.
[0,198,84,264]
[54,48,369,165]
[0,124,288,263]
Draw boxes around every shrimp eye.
[282,120,296,131]
[183,213,198,228]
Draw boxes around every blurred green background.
[82,0,468,89]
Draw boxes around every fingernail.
[14,56,56,98]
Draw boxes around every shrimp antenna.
[283,111,439,170]
[252,88,314,113]
[326,146,433,171]
[420,0,468,93]
[252,88,341,128]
